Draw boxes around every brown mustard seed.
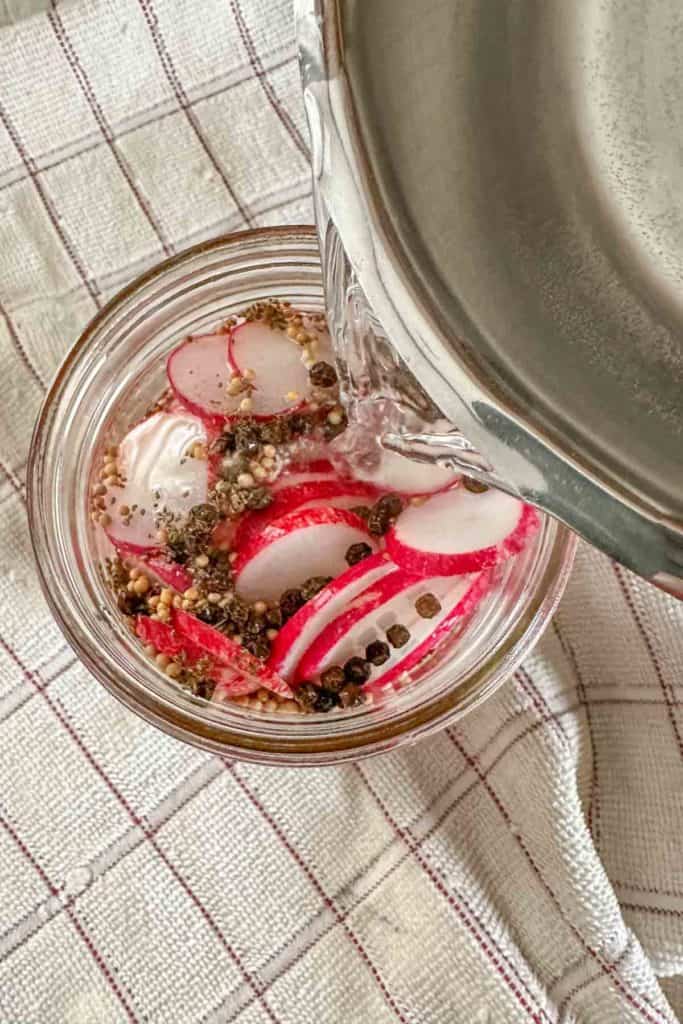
[386,624,410,649]
[309,361,337,388]
[320,665,346,692]
[415,593,442,619]
[463,476,489,494]
[345,542,373,566]
[365,640,391,666]
[343,657,371,685]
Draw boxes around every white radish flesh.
[167,334,232,425]
[296,571,483,684]
[267,553,394,681]
[350,445,459,496]
[387,486,539,576]
[234,507,375,603]
[229,322,312,418]
[104,411,208,552]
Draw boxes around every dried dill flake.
[309,361,337,388]
[463,476,489,494]
[233,421,261,455]
[345,542,372,566]
[386,624,410,649]
[415,593,441,619]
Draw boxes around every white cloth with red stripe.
[0,2,681,1022]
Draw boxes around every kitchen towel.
[0,2,681,1022]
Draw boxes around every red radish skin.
[233,479,378,552]
[296,570,488,686]
[386,487,539,577]
[233,506,375,604]
[144,556,193,593]
[171,608,294,698]
[228,321,311,419]
[267,552,394,681]
[167,334,232,428]
[296,569,421,681]
[364,571,491,693]
[269,459,337,492]
[116,544,193,592]
[104,410,209,552]
[135,616,259,697]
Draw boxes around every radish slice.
[233,479,378,552]
[364,571,490,692]
[267,552,394,681]
[296,570,485,684]
[167,334,232,427]
[119,547,193,593]
[229,322,311,418]
[386,487,539,576]
[349,446,459,496]
[143,556,193,593]
[135,616,259,697]
[233,507,375,603]
[105,411,208,552]
[171,608,294,698]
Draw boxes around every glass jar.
[28,226,576,766]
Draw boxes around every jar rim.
[28,226,577,765]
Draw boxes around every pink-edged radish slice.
[296,570,486,685]
[267,552,394,681]
[233,479,378,552]
[135,616,259,697]
[171,608,294,699]
[349,445,459,496]
[364,571,490,693]
[386,486,539,577]
[270,460,338,493]
[229,322,311,418]
[119,546,193,593]
[167,334,232,427]
[143,555,193,593]
[104,410,209,552]
[233,506,375,603]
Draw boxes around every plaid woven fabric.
[0,2,681,1022]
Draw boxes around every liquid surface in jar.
[93,300,538,716]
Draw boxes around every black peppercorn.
[415,593,441,618]
[309,361,338,388]
[294,681,318,711]
[375,493,403,518]
[386,624,410,649]
[344,657,371,684]
[300,576,333,601]
[280,588,305,620]
[265,606,283,629]
[345,542,372,566]
[320,665,346,692]
[339,683,365,708]
[350,505,372,522]
[365,640,391,666]
[313,688,339,713]
[463,476,489,494]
